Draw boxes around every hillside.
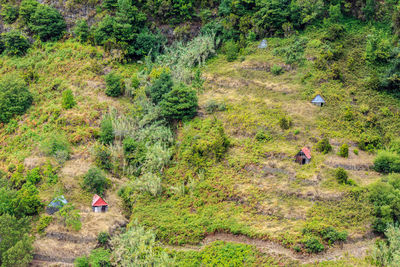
[2,0,400,266]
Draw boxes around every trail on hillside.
[165,233,376,264]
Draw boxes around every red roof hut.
[295,147,311,165]
[92,194,108,213]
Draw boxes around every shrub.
[100,116,114,145]
[374,151,400,174]
[255,130,272,142]
[354,149,359,155]
[37,215,53,233]
[105,71,124,97]
[279,116,292,130]
[88,248,111,267]
[94,145,112,170]
[335,167,349,185]
[19,0,38,24]
[224,40,238,62]
[316,138,332,154]
[40,133,70,163]
[98,232,110,246]
[74,19,89,43]
[389,138,400,155]
[338,143,349,158]
[1,234,33,267]
[0,74,32,123]
[26,167,41,185]
[56,203,81,231]
[123,137,147,174]
[13,183,42,217]
[0,215,31,261]
[132,29,166,59]
[1,4,19,24]
[160,84,198,121]
[74,256,89,267]
[29,4,66,41]
[321,226,347,245]
[1,31,30,56]
[61,89,76,109]
[303,237,324,253]
[204,100,226,114]
[82,167,110,195]
[271,64,284,75]
[148,71,173,104]
[372,224,400,266]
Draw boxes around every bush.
[123,138,147,174]
[74,19,89,43]
[94,145,112,170]
[29,4,66,41]
[88,248,111,267]
[0,215,31,261]
[100,116,114,145]
[372,224,400,266]
[19,0,38,24]
[320,226,347,245]
[255,130,272,142]
[74,256,89,267]
[148,71,173,104]
[40,133,70,163]
[82,167,110,195]
[13,183,42,217]
[1,31,30,56]
[338,143,349,158]
[105,71,124,97]
[303,237,324,253]
[224,41,238,62]
[204,100,226,114]
[0,74,32,123]
[335,167,348,184]
[160,84,198,121]
[37,215,53,233]
[1,234,33,267]
[98,232,110,246]
[271,64,284,75]
[279,116,292,130]
[374,151,400,174]
[26,167,41,185]
[316,138,332,154]
[56,203,81,231]
[1,4,19,24]
[61,89,76,109]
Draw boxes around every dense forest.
[1,0,400,266]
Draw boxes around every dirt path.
[165,233,376,264]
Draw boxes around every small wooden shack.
[295,147,311,165]
[311,94,325,107]
[92,194,108,213]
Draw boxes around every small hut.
[295,147,311,165]
[46,195,68,215]
[311,94,325,107]
[92,194,108,213]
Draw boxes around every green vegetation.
[372,224,400,266]
[105,71,124,97]
[335,167,348,184]
[61,89,76,109]
[160,84,198,121]
[29,4,66,42]
[316,138,332,154]
[82,167,110,195]
[56,203,82,231]
[338,143,349,158]
[1,31,30,56]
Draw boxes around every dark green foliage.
[338,143,349,158]
[255,130,272,142]
[98,232,110,246]
[26,167,41,185]
[323,24,345,42]
[13,183,42,217]
[95,145,112,170]
[100,116,114,145]
[303,237,324,253]
[105,71,124,97]
[132,29,165,58]
[74,256,89,267]
[316,138,332,154]
[335,167,348,184]
[279,116,292,130]
[149,71,173,104]
[390,139,400,155]
[61,89,76,109]
[88,248,111,267]
[37,215,53,233]
[1,31,30,56]
[29,4,66,41]
[363,0,375,21]
[254,0,290,36]
[271,64,284,75]
[328,4,342,23]
[273,38,306,65]
[320,226,347,245]
[74,20,89,43]
[358,132,381,151]
[102,0,118,10]
[179,118,230,168]
[1,234,33,267]
[56,203,82,231]
[82,167,110,195]
[0,74,32,123]
[224,40,238,62]
[123,137,147,174]
[369,175,400,233]
[94,15,116,46]
[374,151,400,174]
[160,84,198,121]
[1,4,19,24]
[19,0,38,24]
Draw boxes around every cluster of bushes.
[369,174,400,233]
[374,150,400,174]
[300,224,348,253]
[372,224,400,266]
[316,138,332,154]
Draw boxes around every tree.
[0,214,30,260]
[1,234,33,267]
[82,167,110,195]
[105,71,124,97]
[148,71,173,104]
[0,74,32,123]
[160,84,198,121]
[94,15,116,46]
[19,0,38,24]
[74,20,89,43]
[61,89,76,109]
[29,4,66,41]
[374,151,400,174]
[13,183,42,217]
[1,4,19,24]
[1,31,30,56]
